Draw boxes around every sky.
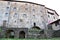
[16,0,60,18]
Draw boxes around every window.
[55,22,59,26]
[15,20,16,23]
[34,22,36,26]
[55,23,57,26]
[14,13,18,17]
[7,7,9,9]
[15,13,17,15]
[40,10,43,13]
[23,14,27,18]
[41,16,43,17]
[25,8,28,10]
[14,7,16,9]
[5,13,8,14]
[25,4,27,5]
[48,11,54,15]
[13,7,16,11]
[33,9,35,12]
[33,15,35,18]
[5,13,9,16]
[6,7,10,11]
[54,17,55,19]
[8,1,10,5]
[33,15,35,16]
[3,20,7,27]
[48,15,50,17]
[20,19,23,22]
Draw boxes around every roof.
[45,7,59,16]
[2,0,44,6]
[49,19,60,25]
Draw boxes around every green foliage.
[28,28,41,32]
[0,38,60,40]
[0,27,2,32]
[29,28,39,31]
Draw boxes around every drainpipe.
[8,1,11,28]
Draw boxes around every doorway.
[19,31,25,38]
[5,30,15,38]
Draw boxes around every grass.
[0,38,60,40]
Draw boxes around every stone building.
[46,7,59,24]
[0,1,59,38]
[48,19,60,38]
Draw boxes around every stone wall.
[0,27,28,38]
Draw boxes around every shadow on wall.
[52,30,60,37]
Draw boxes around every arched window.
[33,22,40,29]
[34,22,36,26]
[32,26,40,30]
[5,30,15,38]
[29,25,41,34]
